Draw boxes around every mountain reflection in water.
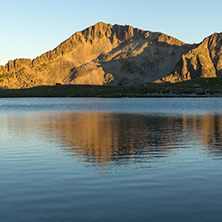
[2,98,222,222]
[7,111,222,169]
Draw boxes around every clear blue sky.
[0,0,221,65]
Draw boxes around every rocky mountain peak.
[0,23,221,89]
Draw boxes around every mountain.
[0,22,221,89]
[155,33,222,83]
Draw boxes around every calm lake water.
[1,98,222,222]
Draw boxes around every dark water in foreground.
[1,98,222,222]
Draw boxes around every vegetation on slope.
[0,77,221,98]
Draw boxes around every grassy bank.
[0,77,222,98]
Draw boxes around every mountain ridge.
[0,22,221,89]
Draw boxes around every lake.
[1,98,222,222]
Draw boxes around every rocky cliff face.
[155,33,222,83]
[0,22,221,88]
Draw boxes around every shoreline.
[0,77,221,98]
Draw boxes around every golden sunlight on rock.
[1,22,222,89]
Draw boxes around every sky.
[0,0,221,65]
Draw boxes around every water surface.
[1,98,222,222]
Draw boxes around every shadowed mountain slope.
[156,33,222,83]
[0,22,221,88]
